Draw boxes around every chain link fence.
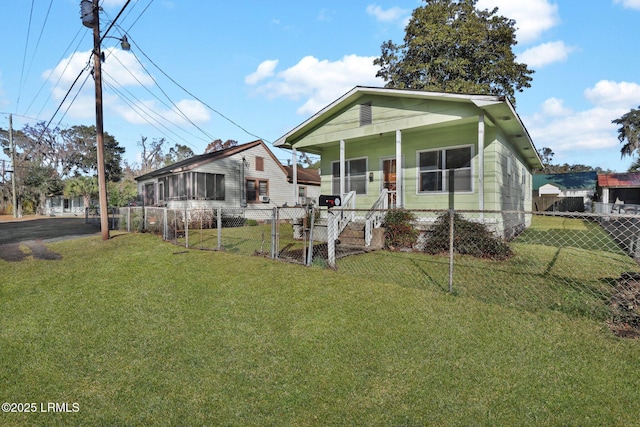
[111,206,640,334]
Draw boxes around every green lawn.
[2,232,640,425]
[337,215,639,319]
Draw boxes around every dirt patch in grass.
[0,240,62,262]
[608,272,640,338]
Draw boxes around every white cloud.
[584,80,640,109]
[541,97,572,116]
[44,49,152,91]
[366,4,410,23]
[245,60,279,85]
[247,54,384,115]
[476,0,560,44]
[518,41,574,68]
[614,0,640,10]
[525,80,640,167]
[529,106,623,153]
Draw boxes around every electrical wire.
[123,33,272,145]
[16,0,36,112]
[19,0,55,114]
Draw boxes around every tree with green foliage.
[64,176,98,210]
[59,125,125,182]
[613,106,640,160]
[204,139,238,153]
[374,0,534,105]
[164,143,194,166]
[108,179,138,207]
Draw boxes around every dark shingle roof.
[532,172,597,191]
[135,140,263,181]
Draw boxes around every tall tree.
[204,139,238,153]
[60,125,125,182]
[613,106,640,159]
[373,0,534,105]
[138,136,167,173]
[164,143,195,165]
[537,147,555,173]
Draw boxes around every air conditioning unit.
[259,195,270,203]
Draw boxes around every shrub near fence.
[113,206,640,331]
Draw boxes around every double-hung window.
[418,146,472,193]
[246,179,268,202]
[331,158,367,195]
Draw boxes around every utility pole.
[9,114,18,218]
[89,0,110,240]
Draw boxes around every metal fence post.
[448,208,454,293]
[184,206,189,248]
[271,207,277,259]
[217,207,222,250]
[327,211,336,268]
[163,207,168,240]
[306,206,316,266]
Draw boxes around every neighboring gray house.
[532,172,597,212]
[134,140,320,209]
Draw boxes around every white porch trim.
[396,130,403,208]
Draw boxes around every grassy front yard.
[2,231,640,425]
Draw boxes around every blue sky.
[1,0,639,172]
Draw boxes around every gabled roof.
[532,172,598,191]
[283,166,320,186]
[598,172,640,188]
[274,86,542,169]
[135,140,282,181]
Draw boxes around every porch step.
[339,223,366,247]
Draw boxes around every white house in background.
[44,195,94,216]
[134,140,320,209]
[532,172,597,212]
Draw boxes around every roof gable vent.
[359,102,372,126]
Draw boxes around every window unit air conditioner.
[259,195,270,203]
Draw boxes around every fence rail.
[108,206,640,335]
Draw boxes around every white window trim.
[415,144,475,195]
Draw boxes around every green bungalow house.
[275,87,542,251]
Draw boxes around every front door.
[383,159,397,208]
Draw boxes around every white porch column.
[292,147,298,204]
[395,130,403,208]
[340,139,346,197]
[603,188,610,204]
[477,114,485,213]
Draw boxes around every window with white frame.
[418,146,472,193]
[332,158,367,195]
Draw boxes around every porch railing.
[327,191,356,268]
[364,189,389,246]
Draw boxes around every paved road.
[0,217,101,245]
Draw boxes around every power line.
[124,33,272,145]
[16,0,36,112]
